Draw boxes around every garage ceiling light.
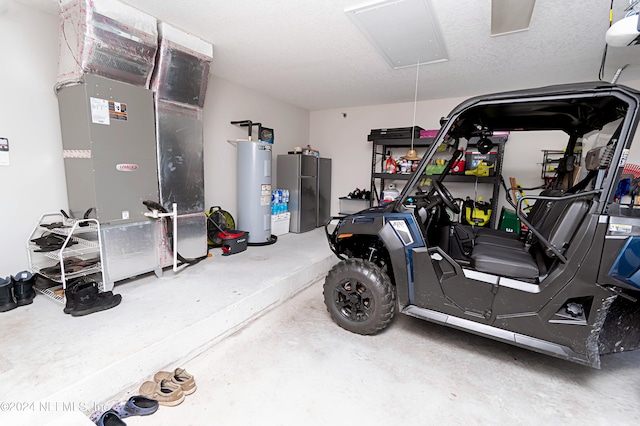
[491,0,536,36]
[345,0,448,69]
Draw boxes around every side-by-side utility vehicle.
[324,82,640,368]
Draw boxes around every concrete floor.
[133,282,640,426]
[2,227,640,425]
[0,228,336,425]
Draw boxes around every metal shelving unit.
[369,135,506,228]
[541,150,564,185]
[27,212,105,304]
[369,137,434,204]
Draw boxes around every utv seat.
[473,189,564,249]
[470,198,590,280]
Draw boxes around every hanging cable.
[599,0,615,81]
[410,63,420,153]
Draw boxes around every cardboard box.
[271,212,291,236]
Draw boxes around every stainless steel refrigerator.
[277,155,332,233]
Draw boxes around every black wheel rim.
[333,279,375,322]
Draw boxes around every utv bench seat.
[473,189,564,249]
[470,198,590,280]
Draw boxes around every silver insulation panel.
[100,220,160,288]
[57,0,158,87]
[157,213,208,267]
[151,40,211,108]
[155,100,205,214]
[151,22,213,108]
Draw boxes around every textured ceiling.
[18,0,640,110]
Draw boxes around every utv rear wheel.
[323,259,396,335]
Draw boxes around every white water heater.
[236,141,272,243]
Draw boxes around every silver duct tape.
[58,0,158,87]
[151,40,211,107]
[155,99,205,214]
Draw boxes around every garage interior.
[1,0,640,425]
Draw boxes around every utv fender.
[378,222,412,308]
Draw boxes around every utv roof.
[446,81,640,138]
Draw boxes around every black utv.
[324,82,640,368]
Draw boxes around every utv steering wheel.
[432,180,460,214]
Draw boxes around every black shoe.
[0,276,18,312]
[64,280,114,315]
[70,282,122,317]
[63,278,87,314]
[12,271,36,306]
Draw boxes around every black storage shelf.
[373,172,496,184]
[369,133,506,228]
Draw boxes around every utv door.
[412,247,497,323]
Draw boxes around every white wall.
[310,98,464,215]
[202,77,309,220]
[0,2,67,276]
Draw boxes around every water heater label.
[116,164,139,171]
[261,183,272,206]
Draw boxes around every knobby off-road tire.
[323,258,396,335]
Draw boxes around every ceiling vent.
[345,0,448,69]
[491,0,536,36]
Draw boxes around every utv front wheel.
[323,259,396,335]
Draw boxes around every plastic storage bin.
[339,197,370,215]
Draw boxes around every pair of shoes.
[0,272,36,312]
[138,368,196,406]
[90,396,159,425]
[31,232,77,252]
[154,368,197,395]
[40,256,100,278]
[63,281,121,317]
[139,379,185,407]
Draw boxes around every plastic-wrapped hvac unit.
[57,0,158,87]
[151,23,213,259]
[155,99,205,215]
[151,22,213,108]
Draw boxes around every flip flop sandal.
[31,233,64,246]
[63,256,100,268]
[40,222,68,230]
[62,264,87,274]
[39,263,62,276]
[31,235,77,251]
